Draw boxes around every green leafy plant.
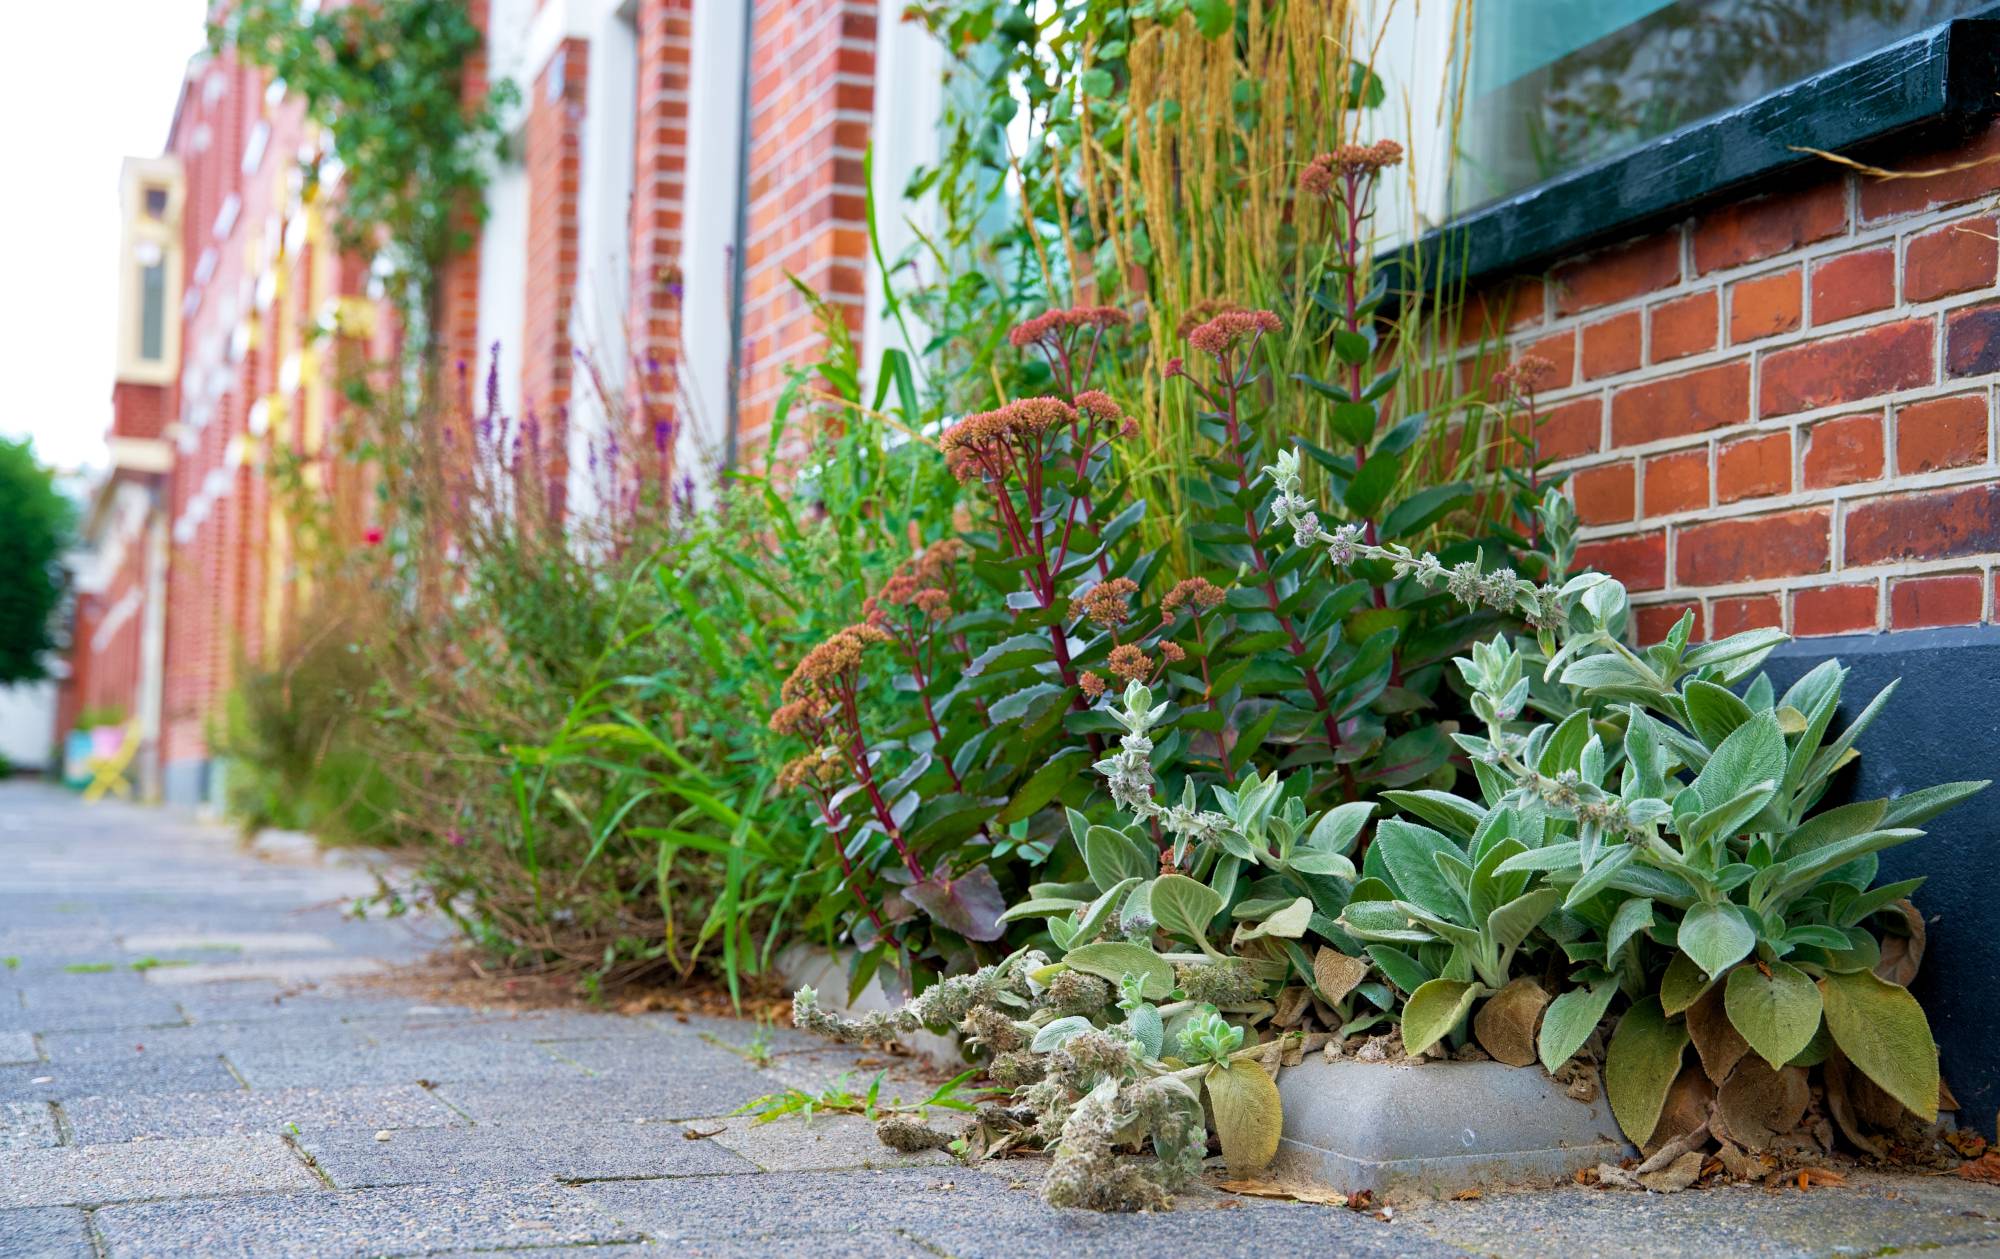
[0,436,73,685]
[1269,449,1987,1158]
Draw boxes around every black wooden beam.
[1386,12,2000,298]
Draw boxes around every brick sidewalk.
[1,781,1994,1257]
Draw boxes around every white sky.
[0,1,211,473]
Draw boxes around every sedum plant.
[1268,448,1988,1158]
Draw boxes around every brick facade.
[1481,119,2000,641]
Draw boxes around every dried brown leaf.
[1647,1064,1717,1155]
[1636,1149,1705,1192]
[1312,947,1369,1006]
[1958,1150,2000,1184]
[1473,976,1550,1068]
[1714,1058,1810,1153]
[1215,1179,1349,1206]
[1686,983,1750,1085]
[1823,1051,1889,1159]
[1872,900,1926,988]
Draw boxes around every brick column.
[735,0,878,456]
[522,36,591,503]
[629,0,693,429]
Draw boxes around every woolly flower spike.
[939,397,1078,481]
[1187,309,1281,358]
[1007,304,1130,349]
[1161,576,1226,617]
[1492,353,1557,396]
[1107,643,1153,683]
[1298,139,1407,196]
[1070,576,1139,629]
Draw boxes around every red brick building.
[64,0,930,802]
[62,2,2000,804]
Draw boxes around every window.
[137,243,167,363]
[1451,0,1990,214]
[143,186,169,220]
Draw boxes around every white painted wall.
[0,683,56,772]
[676,0,748,495]
[860,3,946,413]
[1354,0,1462,248]
[567,1,639,520]
[476,0,536,426]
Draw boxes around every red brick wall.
[522,36,590,473]
[736,0,877,452]
[1480,119,2000,642]
[110,382,169,442]
[629,0,693,428]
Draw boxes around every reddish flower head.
[1007,305,1130,350]
[939,398,1078,482]
[1186,309,1281,358]
[1298,140,1406,196]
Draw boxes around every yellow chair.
[82,725,141,802]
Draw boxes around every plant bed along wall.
[787,451,1990,1210]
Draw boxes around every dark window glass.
[139,261,166,362]
[143,186,168,220]
[1453,0,1989,214]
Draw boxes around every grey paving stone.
[0,1035,35,1067]
[0,1206,94,1259]
[0,1102,57,1151]
[579,1166,1460,1256]
[142,957,387,986]
[40,1020,378,1062]
[93,1184,645,1258]
[696,1113,954,1172]
[431,1064,773,1127]
[0,985,186,1035]
[1394,1176,2000,1259]
[63,1083,463,1144]
[226,1036,569,1089]
[297,1121,755,1189]
[0,1052,240,1102]
[0,1133,321,1207]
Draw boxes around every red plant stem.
[836,680,925,880]
[813,793,887,932]
[1213,347,1346,759]
[1338,172,1387,614]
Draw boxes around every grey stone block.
[0,1207,94,1259]
[297,1121,755,1189]
[93,1184,645,1258]
[0,1035,35,1067]
[430,1064,773,1127]
[1394,1173,2000,1258]
[225,1037,567,1089]
[0,1053,240,1102]
[1274,1058,1633,1198]
[0,1102,57,1151]
[63,1083,462,1144]
[0,1133,321,1207]
[0,985,185,1035]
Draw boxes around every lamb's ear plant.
[1268,450,1988,1155]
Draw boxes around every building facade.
[63,0,938,802]
[62,3,2000,798]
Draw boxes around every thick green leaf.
[1682,680,1753,747]
[1384,789,1485,841]
[1539,978,1618,1072]
[1724,961,1823,1069]
[1031,1015,1093,1053]
[1365,944,1433,994]
[1235,896,1313,943]
[1487,887,1562,953]
[1372,819,1468,921]
[1062,942,1174,1000]
[1605,996,1690,1146]
[1606,896,1654,962]
[1205,1058,1283,1173]
[1150,873,1224,945]
[1340,899,1432,944]
[1073,877,1142,944]
[1678,903,1756,980]
[1401,978,1484,1056]
[1820,969,1939,1121]
[1084,825,1156,894]
[1691,711,1785,812]
[1305,801,1377,855]
[997,897,1086,924]
[1881,780,1990,827]
[1659,950,1712,1016]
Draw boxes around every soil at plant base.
[351,944,796,1023]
